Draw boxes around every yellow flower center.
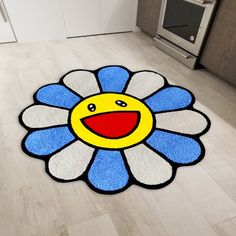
[70,93,154,149]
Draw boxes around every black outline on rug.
[18,65,211,195]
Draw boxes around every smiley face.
[70,93,154,149]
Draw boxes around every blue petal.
[97,66,130,92]
[24,126,75,156]
[144,87,193,112]
[146,130,202,164]
[88,150,129,191]
[36,84,81,109]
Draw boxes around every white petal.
[63,71,100,97]
[21,105,68,128]
[125,71,165,99]
[155,110,208,135]
[48,140,94,180]
[124,144,173,185]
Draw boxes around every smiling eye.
[115,100,127,107]
[88,103,96,112]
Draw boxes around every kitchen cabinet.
[0,0,15,43]
[2,0,138,42]
[101,0,138,34]
[200,0,236,87]
[62,0,138,38]
[61,0,101,37]
[136,0,161,37]
[3,0,66,42]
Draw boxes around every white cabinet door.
[3,0,66,42]
[101,0,138,34]
[0,0,15,43]
[61,0,101,37]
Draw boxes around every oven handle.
[154,37,192,59]
[193,0,215,4]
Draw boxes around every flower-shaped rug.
[19,65,210,194]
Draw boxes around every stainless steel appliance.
[154,0,217,69]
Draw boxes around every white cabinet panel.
[62,0,101,37]
[3,0,66,42]
[0,0,15,43]
[101,0,138,34]
[3,0,138,41]
[62,0,138,37]
[61,0,101,37]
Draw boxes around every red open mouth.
[82,111,140,139]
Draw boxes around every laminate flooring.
[0,32,236,236]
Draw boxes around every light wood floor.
[0,32,236,236]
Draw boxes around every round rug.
[19,65,211,194]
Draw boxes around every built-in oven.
[154,0,217,69]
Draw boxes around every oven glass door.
[163,0,205,44]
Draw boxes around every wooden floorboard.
[0,32,236,236]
